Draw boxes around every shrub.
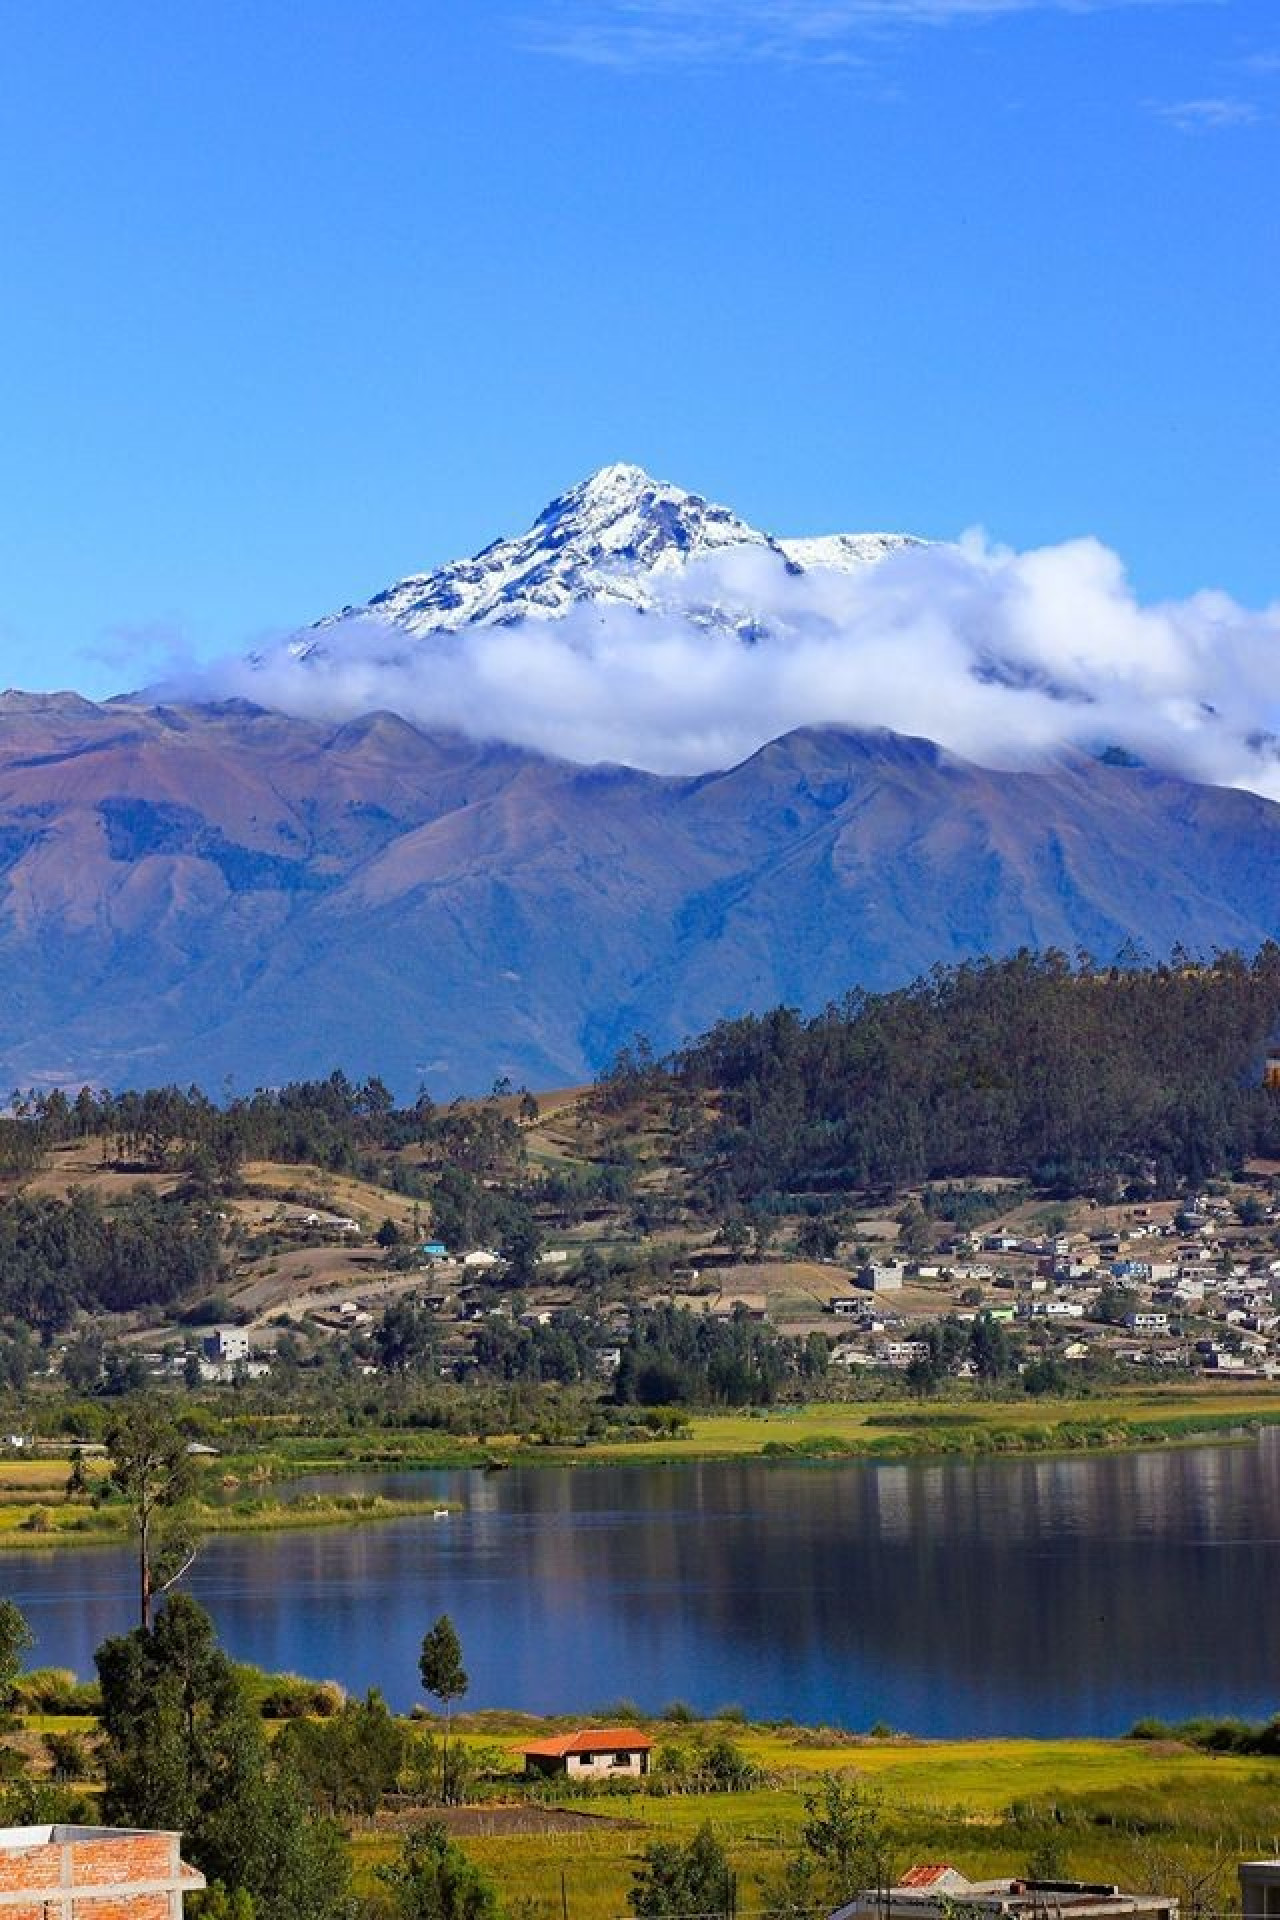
[633,1823,731,1920]
[661,1700,698,1724]
[14,1670,100,1714]
[702,1735,760,1791]
[277,1689,408,1818]
[42,1730,92,1780]
[376,1823,501,1920]
[258,1677,344,1719]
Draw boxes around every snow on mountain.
[297,463,925,659]
[776,532,925,572]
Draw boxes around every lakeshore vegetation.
[1,1380,1280,1557]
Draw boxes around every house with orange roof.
[519,1728,654,1781]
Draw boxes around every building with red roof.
[519,1728,654,1781]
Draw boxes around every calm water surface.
[4,1437,1278,1735]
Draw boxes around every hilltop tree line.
[4,1073,426,1180]
[7,953,1279,1219]
[664,947,1280,1206]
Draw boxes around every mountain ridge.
[0,695,1277,1096]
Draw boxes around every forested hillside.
[668,947,1280,1202]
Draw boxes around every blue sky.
[0,0,1276,695]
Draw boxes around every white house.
[202,1327,250,1363]
[520,1728,653,1779]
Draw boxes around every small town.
[49,1160,1280,1401]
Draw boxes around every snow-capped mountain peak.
[299,464,927,657]
[525,462,771,574]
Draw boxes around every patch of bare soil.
[373,1804,643,1836]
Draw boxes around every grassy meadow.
[228,1382,1280,1473]
[541,1387,1280,1463]
[342,1718,1280,1919]
[0,1448,459,1548]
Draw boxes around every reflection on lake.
[3,1436,1278,1734]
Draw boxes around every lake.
[4,1436,1279,1735]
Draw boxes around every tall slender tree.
[418,1616,468,1804]
[105,1401,198,1630]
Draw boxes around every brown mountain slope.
[0,696,1277,1094]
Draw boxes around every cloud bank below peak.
[175,531,1280,801]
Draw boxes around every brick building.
[0,1823,205,1918]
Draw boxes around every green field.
[346,1720,1280,1920]
[0,1480,459,1549]
[198,1383,1280,1478]
[15,1685,1274,1919]
[524,1386,1280,1465]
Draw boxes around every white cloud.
[1154,94,1263,129]
[173,534,1280,802]
[526,0,1222,68]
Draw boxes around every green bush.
[258,1677,345,1719]
[43,1730,92,1780]
[14,1669,100,1714]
